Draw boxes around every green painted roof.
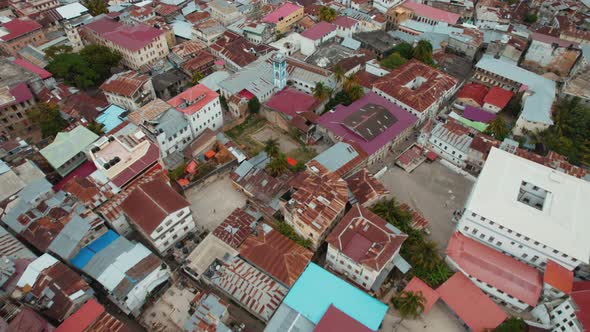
[40,125,99,168]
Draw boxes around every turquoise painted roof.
[96,104,127,133]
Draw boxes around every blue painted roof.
[96,105,127,133]
[87,229,119,253]
[283,263,387,331]
[70,247,95,269]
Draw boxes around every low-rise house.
[208,0,242,26]
[212,208,256,249]
[333,16,359,38]
[80,16,169,70]
[436,273,508,332]
[69,230,170,316]
[13,254,94,322]
[326,204,408,291]
[0,18,47,56]
[455,83,488,108]
[263,87,318,135]
[239,223,313,287]
[55,298,131,332]
[121,179,194,253]
[0,83,36,140]
[192,19,226,45]
[180,50,215,78]
[280,161,348,249]
[262,2,303,33]
[152,69,189,100]
[446,232,543,312]
[474,0,511,31]
[40,126,99,177]
[210,31,274,71]
[373,0,403,14]
[373,60,459,123]
[311,142,367,178]
[474,55,556,136]
[345,168,389,207]
[241,22,274,45]
[482,86,512,114]
[388,1,460,27]
[421,119,474,168]
[300,22,337,56]
[129,99,193,159]
[167,84,223,138]
[100,71,156,112]
[184,292,231,332]
[12,58,55,89]
[203,256,287,322]
[318,92,417,165]
[521,33,581,81]
[353,30,399,59]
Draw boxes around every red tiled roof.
[544,260,573,294]
[483,86,513,109]
[446,232,543,306]
[436,273,507,332]
[167,83,218,116]
[155,3,179,16]
[301,21,336,40]
[240,224,312,286]
[326,204,407,271]
[333,16,358,28]
[52,160,97,191]
[373,60,458,113]
[345,168,388,205]
[7,307,53,332]
[212,208,255,249]
[262,2,302,23]
[121,179,189,234]
[2,83,34,108]
[210,31,274,68]
[0,18,41,41]
[100,71,150,97]
[55,299,103,332]
[456,83,488,107]
[265,87,318,118]
[401,1,460,24]
[403,277,439,314]
[82,17,165,51]
[313,305,372,332]
[572,281,590,330]
[355,70,380,89]
[111,143,160,188]
[13,58,52,79]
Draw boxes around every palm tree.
[343,74,358,92]
[313,82,331,102]
[484,117,509,140]
[333,65,345,84]
[87,120,105,136]
[392,290,426,329]
[190,71,204,86]
[407,240,440,270]
[347,84,365,102]
[266,153,288,177]
[264,138,280,158]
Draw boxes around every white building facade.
[150,206,195,252]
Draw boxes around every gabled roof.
[447,232,543,306]
[0,18,42,41]
[212,208,255,249]
[345,168,389,205]
[313,305,372,332]
[55,298,131,332]
[167,83,218,116]
[265,87,318,118]
[544,260,573,294]
[326,204,407,271]
[401,1,460,24]
[121,179,189,234]
[483,86,513,109]
[301,21,336,40]
[403,277,439,314]
[239,224,312,287]
[456,83,488,106]
[100,71,150,97]
[436,272,507,332]
[82,16,165,51]
[262,2,302,23]
[40,126,99,169]
[13,58,52,79]
[333,16,358,28]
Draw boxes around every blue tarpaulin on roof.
[87,230,119,253]
[70,247,95,269]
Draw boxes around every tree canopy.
[87,120,105,136]
[412,40,434,65]
[313,82,332,102]
[391,42,414,60]
[381,52,408,70]
[27,103,68,138]
[493,317,527,332]
[47,44,121,89]
[484,117,509,141]
[392,290,426,320]
[190,71,204,87]
[318,6,337,22]
[248,96,260,114]
[85,0,108,16]
[524,13,538,24]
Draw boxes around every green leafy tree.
[381,52,408,70]
[47,53,97,89]
[168,162,186,181]
[27,103,68,138]
[264,138,280,158]
[333,64,345,84]
[44,45,73,60]
[313,82,332,102]
[190,71,204,87]
[85,0,108,16]
[524,13,538,24]
[323,90,353,113]
[275,221,312,248]
[219,95,228,110]
[343,74,358,93]
[392,42,414,59]
[248,97,260,114]
[318,6,337,22]
[266,153,288,176]
[392,290,426,326]
[87,120,105,136]
[493,317,527,332]
[412,40,434,65]
[347,84,364,102]
[79,44,122,82]
[484,117,509,141]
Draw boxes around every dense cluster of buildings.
[0,0,590,330]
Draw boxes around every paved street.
[378,161,474,253]
[184,176,247,231]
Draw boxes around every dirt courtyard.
[184,176,247,232]
[380,302,466,332]
[378,161,474,253]
[251,126,299,153]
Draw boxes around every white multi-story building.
[420,119,473,168]
[325,204,408,291]
[121,178,195,253]
[167,84,223,138]
[456,148,590,273]
[373,0,403,13]
[100,71,156,112]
